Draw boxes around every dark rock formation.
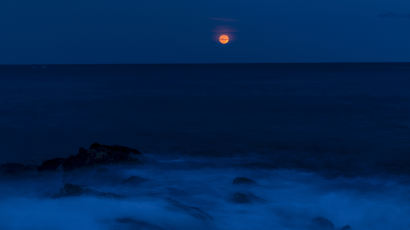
[340,225,352,230]
[232,177,256,185]
[38,143,142,172]
[62,143,141,171]
[53,183,123,198]
[38,158,65,171]
[309,217,335,230]
[230,192,262,204]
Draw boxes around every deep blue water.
[1,64,410,165]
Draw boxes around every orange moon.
[218,34,230,45]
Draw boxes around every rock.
[36,143,142,172]
[232,177,256,185]
[167,199,213,221]
[62,143,142,171]
[38,158,65,171]
[58,183,84,196]
[230,192,262,204]
[53,183,123,198]
[309,217,335,230]
[340,225,352,230]
[116,218,164,230]
[122,176,147,185]
[0,163,35,175]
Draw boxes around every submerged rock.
[122,176,148,185]
[38,158,65,171]
[167,199,213,221]
[230,192,262,204]
[232,177,256,185]
[53,183,123,198]
[340,225,352,230]
[309,217,335,230]
[58,183,84,196]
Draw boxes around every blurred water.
[0,155,409,230]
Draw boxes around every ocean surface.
[1,63,410,230]
[1,63,410,165]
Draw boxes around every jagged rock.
[62,143,142,171]
[38,158,65,171]
[309,217,335,230]
[230,192,262,204]
[340,225,352,230]
[116,218,164,230]
[53,183,123,198]
[232,177,256,185]
[0,163,35,175]
[37,143,142,172]
[122,176,147,185]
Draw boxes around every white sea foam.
[0,155,409,230]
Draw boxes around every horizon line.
[3,61,410,66]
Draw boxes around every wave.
[0,154,409,230]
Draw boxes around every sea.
[0,63,409,230]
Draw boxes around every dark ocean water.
[1,63,410,167]
[1,64,410,230]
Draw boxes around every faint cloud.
[378,12,410,19]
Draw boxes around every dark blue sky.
[1,0,410,64]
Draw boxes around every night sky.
[1,0,410,64]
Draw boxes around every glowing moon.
[218,34,230,45]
